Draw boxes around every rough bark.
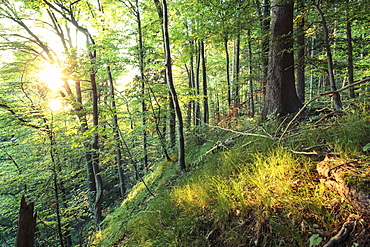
[262,0,302,119]
[16,196,36,247]
[317,157,370,216]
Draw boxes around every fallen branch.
[317,157,370,216]
[323,221,354,247]
[279,77,370,142]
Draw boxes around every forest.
[0,0,369,246]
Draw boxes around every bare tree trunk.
[224,37,231,109]
[296,1,305,103]
[263,0,302,119]
[162,0,186,172]
[346,10,355,99]
[313,2,342,111]
[232,34,241,117]
[108,66,126,200]
[195,42,201,126]
[16,196,36,247]
[247,30,255,117]
[200,40,209,124]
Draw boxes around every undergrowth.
[94,103,370,247]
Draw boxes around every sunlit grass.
[96,103,369,246]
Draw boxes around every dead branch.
[279,77,370,142]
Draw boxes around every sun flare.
[36,63,65,91]
[48,99,63,111]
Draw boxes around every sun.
[48,99,63,111]
[36,63,65,91]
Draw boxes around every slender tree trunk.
[195,42,201,126]
[255,0,270,98]
[346,11,355,99]
[296,1,305,103]
[232,34,241,117]
[107,66,126,200]
[247,30,255,117]
[224,37,231,109]
[313,2,342,111]
[169,91,176,149]
[200,40,209,123]
[162,0,186,172]
[136,1,149,170]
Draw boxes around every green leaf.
[309,234,322,247]
[363,143,370,152]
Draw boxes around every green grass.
[94,103,370,247]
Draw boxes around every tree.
[263,0,302,119]
[162,0,186,172]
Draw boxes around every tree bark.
[313,2,342,111]
[200,40,209,124]
[108,66,126,200]
[296,1,305,103]
[162,0,186,172]
[346,11,355,99]
[16,196,36,247]
[263,0,302,119]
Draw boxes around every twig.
[279,77,370,143]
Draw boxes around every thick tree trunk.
[162,0,186,172]
[263,0,302,119]
[16,196,36,247]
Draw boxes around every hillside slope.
[94,105,370,247]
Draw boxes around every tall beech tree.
[263,0,302,118]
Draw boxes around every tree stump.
[16,195,36,247]
[317,157,370,216]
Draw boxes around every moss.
[343,172,370,194]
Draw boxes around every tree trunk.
[346,11,355,99]
[162,0,186,172]
[224,37,231,109]
[232,34,241,117]
[16,196,36,247]
[313,2,342,111]
[136,1,149,170]
[247,30,255,117]
[108,66,126,200]
[200,40,209,124]
[90,72,103,229]
[195,42,201,126]
[296,1,305,103]
[263,0,302,119]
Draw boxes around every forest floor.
[94,103,370,247]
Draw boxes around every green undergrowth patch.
[95,103,369,247]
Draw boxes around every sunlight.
[36,63,65,91]
[48,99,63,111]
